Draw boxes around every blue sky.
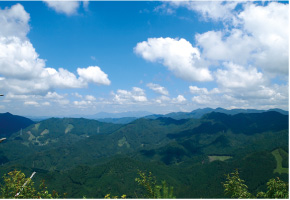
[0,1,288,116]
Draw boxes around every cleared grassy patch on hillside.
[272,149,288,174]
[208,155,232,162]
[65,124,74,134]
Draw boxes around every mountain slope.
[0,112,34,137]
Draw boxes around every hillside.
[0,111,288,198]
[0,112,34,137]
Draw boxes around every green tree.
[223,169,288,199]
[223,169,253,198]
[135,170,175,198]
[0,170,63,199]
[257,177,289,199]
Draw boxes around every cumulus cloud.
[147,83,169,96]
[196,30,255,66]
[0,37,45,80]
[192,95,213,105]
[73,100,93,107]
[195,2,289,76]
[112,87,148,104]
[45,92,65,99]
[172,95,186,104]
[43,0,81,16]
[215,62,265,89]
[0,4,110,96]
[152,1,288,110]
[189,86,220,95]
[238,2,289,75]
[155,1,288,77]
[0,4,30,39]
[155,95,171,104]
[134,37,212,82]
[191,62,288,109]
[77,66,111,86]
[167,1,238,21]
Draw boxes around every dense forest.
[0,109,288,198]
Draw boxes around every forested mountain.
[0,112,34,137]
[0,110,288,198]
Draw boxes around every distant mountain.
[69,111,153,119]
[97,117,138,124]
[0,112,34,137]
[25,111,154,122]
[25,108,288,124]
[144,107,288,120]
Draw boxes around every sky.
[0,1,289,117]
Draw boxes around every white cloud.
[0,4,111,96]
[192,95,212,105]
[238,2,289,75]
[189,86,209,95]
[45,67,86,89]
[190,62,288,109]
[85,95,96,101]
[112,87,148,104]
[147,83,169,96]
[172,95,186,104]
[0,37,45,79]
[45,92,64,99]
[189,86,220,95]
[77,66,111,86]
[24,101,39,106]
[43,0,80,16]
[156,95,171,103]
[196,30,255,66]
[157,2,288,77]
[73,100,91,106]
[134,37,212,82]
[215,62,265,89]
[0,4,30,39]
[195,2,288,76]
[167,1,238,21]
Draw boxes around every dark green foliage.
[257,177,289,198]
[135,170,175,198]
[0,170,62,199]
[0,112,34,137]
[224,170,288,199]
[203,111,288,135]
[223,169,254,198]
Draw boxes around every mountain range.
[25,107,288,124]
[0,108,288,198]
